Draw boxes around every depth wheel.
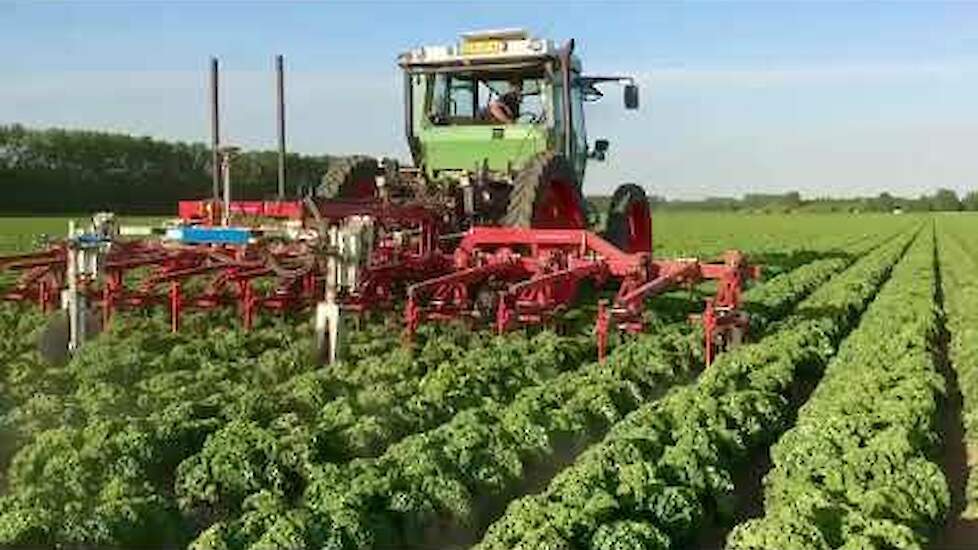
[604,183,652,254]
[38,309,103,365]
[502,153,586,229]
[317,156,379,199]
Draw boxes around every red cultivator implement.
[0,197,450,363]
[405,226,758,363]
[0,193,757,366]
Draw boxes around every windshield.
[425,69,545,125]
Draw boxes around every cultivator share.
[0,29,759,364]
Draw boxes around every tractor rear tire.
[604,183,653,254]
[502,153,587,229]
[317,156,379,199]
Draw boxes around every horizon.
[1,2,976,199]
[5,122,967,204]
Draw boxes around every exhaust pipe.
[276,54,286,199]
[210,57,221,201]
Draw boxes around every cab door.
[569,73,589,186]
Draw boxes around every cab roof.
[398,28,577,70]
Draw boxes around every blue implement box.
[165,226,252,245]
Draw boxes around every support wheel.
[317,156,379,199]
[502,153,586,229]
[38,309,103,365]
[604,183,652,254]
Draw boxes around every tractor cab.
[398,29,638,215]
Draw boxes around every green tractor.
[320,28,644,244]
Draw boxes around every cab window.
[426,70,545,125]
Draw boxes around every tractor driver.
[487,77,523,124]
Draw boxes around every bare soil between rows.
[932,330,978,549]
[693,374,820,550]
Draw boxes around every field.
[0,216,163,253]
[0,212,976,550]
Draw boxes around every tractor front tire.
[317,156,379,199]
[604,183,653,254]
[502,153,587,229]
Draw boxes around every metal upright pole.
[222,150,232,226]
[276,54,286,199]
[66,221,82,354]
[210,57,221,200]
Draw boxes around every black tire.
[38,309,102,366]
[317,156,379,199]
[501,153,586,228]
[604,183,652,254]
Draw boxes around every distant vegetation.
[0,125,330,214]
[612,189,978,214]
[2,124,976,215]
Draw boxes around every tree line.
[3,124,976,216]
[0,125,332,214]
[640,189,978,213]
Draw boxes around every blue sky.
[1,1,976,199]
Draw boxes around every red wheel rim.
[532,179,586,229]
[347,178,377,199]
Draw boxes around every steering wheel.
[428,112,448,125]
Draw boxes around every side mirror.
[590,139,610,161]
[624,84,639,110]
